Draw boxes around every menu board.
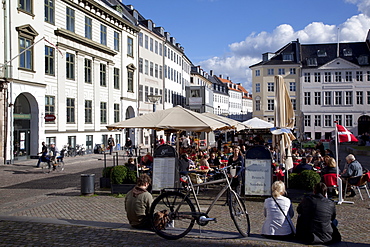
[244,159,271,196]
[152,157,176,191]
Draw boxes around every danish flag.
[336,124,358,143]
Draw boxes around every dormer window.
[358,55,369,65]
[343,48,352,56]
[317,50,327,57]
[282,53,293,61]
[307,58,318,66]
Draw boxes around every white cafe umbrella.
[106,105,235,132]
[202,112,247,131]
[273,75,296,171]
[242,117,274,129]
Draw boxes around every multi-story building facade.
[209,71,229,116]
[250,41,301,126]
[125,5,191,147]
[301,41,370,139]
[1,0,139,162]
[186,66,213,113]
[239,85,253,122]
[218,76,244,121]
[127,7,165,147]
[250,35,370,140]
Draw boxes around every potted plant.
[110,165,137,194]
[100,166,113,188]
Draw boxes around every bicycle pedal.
[199,216,217,223]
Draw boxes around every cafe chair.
[344,173,370,200]
[323,173,338,197]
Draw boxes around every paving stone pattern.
[0,146,369,247]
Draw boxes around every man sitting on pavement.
[125,174,153,229]
[296,182,341,245]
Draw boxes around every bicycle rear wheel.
[150,191,196,240]
[56,161,65,171]
[41,162,51,174]
[229,190,250,237]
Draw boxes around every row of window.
[255,68,296,77]
[255,82,297,93]
[229,102,242,109]
[45,96,120,124]
[255,99,297,111]
[303,91,370,106]
[45,133,121,151]
[304,114,354,127]
[45,46,134,91]
[138,33,190,73]
[214,94,228,104]
[303,71,370,83]
[139,33,163,56]
[137,85,184,105]
[138,58,163,79]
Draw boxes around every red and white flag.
[336,124,358,143]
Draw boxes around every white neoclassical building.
[0,0,139,162]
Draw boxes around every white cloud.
[345,0,370,16]
[199,2,370,93]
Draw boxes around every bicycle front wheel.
[150,191,196,240]
[229,190,250,237]
[56,161,65,171]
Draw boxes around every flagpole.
[334,121,353,205]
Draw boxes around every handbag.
[189,173,203,184]
[272,196,296,235]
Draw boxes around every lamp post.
[147,94,162,152]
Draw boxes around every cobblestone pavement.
[0,147,369,247]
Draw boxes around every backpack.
[153,210,170,230]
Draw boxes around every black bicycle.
[150,166,250,240]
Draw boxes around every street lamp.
[147,94,162,151]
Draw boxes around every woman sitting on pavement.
[261,181,295,240]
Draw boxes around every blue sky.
[124,0,370,91]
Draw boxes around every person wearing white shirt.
[261,181,295,240]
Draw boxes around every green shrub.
[288,173,301,189]
[110,165,137,184]
[300,170,321,191]
[102,166,114,178]
[289,170,321,191]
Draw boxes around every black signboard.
[153,144,177,158]
[245,145,272,159]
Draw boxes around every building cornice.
[12,79,46,87]
[61,0,139,34]
[55,28,117,58]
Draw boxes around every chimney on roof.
[210,70,213,76]
[219,74,222,78]
[227,76,230,81]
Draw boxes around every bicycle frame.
[179,167,239,220]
